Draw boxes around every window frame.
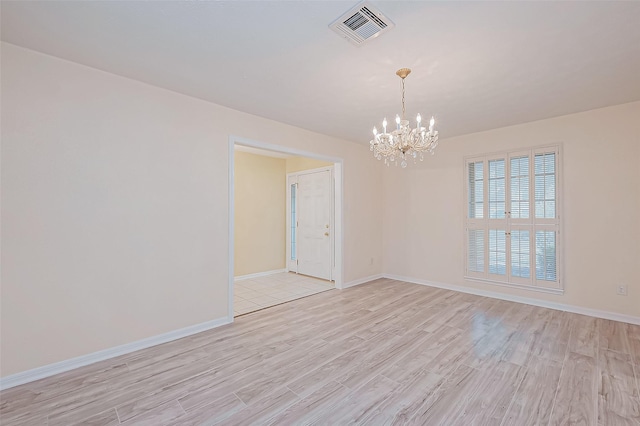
[463,145,562,294]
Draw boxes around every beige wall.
[383,101,640,318]
[0,43,384,377]
[285,156,333,173]
[234,152,286,277]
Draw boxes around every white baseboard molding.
[342,274,384,289]
[0,316,232,391]
[234,269,287,281]
[385,273,640,326]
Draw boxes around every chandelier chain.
[401,78,406,120]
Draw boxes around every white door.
[297,170,332,280]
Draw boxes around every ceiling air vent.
[329,1,395,46]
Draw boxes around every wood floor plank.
[450,360,527,425]
[361,369,446,424]
[165,393,245,426]
[233,334,363,405]
[533,309,572,362]
[309,374,400,425]
[501,356,563,426]
[381,324,461,383]
[548,351,598,426]
[0,387,40,416]
[335,330,432,390]
[212,386,299,425]
[176,339,326,412]
[462,324,523,370]
[266,381,351,425]
[286,331,404,398]
[419,329,478,378]
[568,313,599,358]
[119,399,184,426]
[404,364,481,425]
[599,318,632,354]
[598,349,640,425]
[627,323,640,366]
[1,280,639,425]
[72,408,119,426]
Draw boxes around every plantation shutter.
[464,146,561,292]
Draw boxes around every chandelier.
[370,68,439,168]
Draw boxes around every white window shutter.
[464,146,561,292]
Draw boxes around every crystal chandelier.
[370,68,439,168]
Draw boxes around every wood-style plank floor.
[1,279,639,425]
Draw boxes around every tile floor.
[233,271,334,316]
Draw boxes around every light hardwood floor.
[1,279,639,425]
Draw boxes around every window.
[465,146,561,292]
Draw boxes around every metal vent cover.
[329,1,395,46]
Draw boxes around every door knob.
[324,232,329,236]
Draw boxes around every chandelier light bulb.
[373,127,378,136]
[416,113,422,125]
[429,116,435,131]
[382,118,388,133]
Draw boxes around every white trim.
[228,139,236,320]
[333,163,344,289]
[234,145,292,159]
[0,316,231,391]
[384,273,640,326]
[463,276,563,295]
[342,274,384,289]
[234,269,287,281]
[232,136,343,164]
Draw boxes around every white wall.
[0,43,383,377]
[383,101,640,318]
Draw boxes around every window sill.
[464,276,564,295]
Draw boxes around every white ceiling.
[2,1,640,145]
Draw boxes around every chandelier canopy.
[370,68,439,168]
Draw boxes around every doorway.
[228,136,344,320]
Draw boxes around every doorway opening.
[228,136,344,320]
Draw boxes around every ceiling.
[2,1,640,145]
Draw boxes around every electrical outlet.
[617,284,628,296]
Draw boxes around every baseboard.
[234,269,287,281]
[0,316,232,391]
[342,274,384,289]
[385,273,640,326]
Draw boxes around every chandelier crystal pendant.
[370,68,439,168]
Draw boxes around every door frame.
[228,135,344,321]
[286,166,335,279]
